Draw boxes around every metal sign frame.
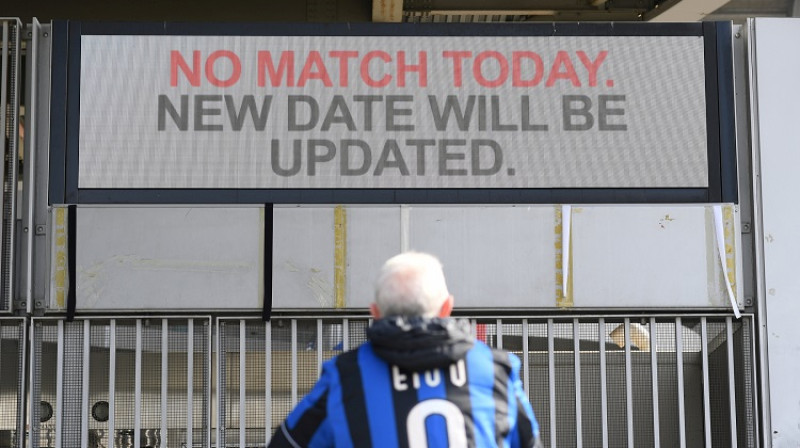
[48,21,738,205]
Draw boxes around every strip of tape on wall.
[713,205,741,318]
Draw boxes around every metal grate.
[0,19,21,313]
[30,317,212,448]
[217,314,756,448]
[735,319,756,448]
[30,320,57,448]
[89,320,110,448]
[578,321,602,447]
[0,318,25,448]
[654,319,680,448]
[61,321,84,447]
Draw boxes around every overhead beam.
[404,0,651,10]
[373,0,403,22]
[647,0,731,21]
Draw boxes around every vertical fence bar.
[55,321,63,448]
[187,319,194,448]
[676,318,686,448]
[291,319,298,406]
[625,318,634,448]
[161,320,168,446]
[205,320,212,448]
[18,321,27,448]
[30,321,40,448]
[573,319,582,448]
[650,318,660,448]
[216,320,223,448]
[317,319,323,376]
[342,318,349,352]
[0,327,10,432]
[496,319,503,349]
[548,319,556,447]
[701,318,712,448]
[522,319,529,396]
[3,324,9,445]
[599,318,608,448]
[747,316,760,447]
[81,321,90,448]
[108,320,116,448]
[726,317,738,448]
[240,320,247,448]
[135,320,142,448]
[265,320,272,446]
[0,322,3,441]
[400,204,410,251]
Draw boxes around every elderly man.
[269,252,541,447]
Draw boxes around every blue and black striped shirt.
[269,339,540,447]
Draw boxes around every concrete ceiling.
[397,0,798,22]
[3,0,797,24]
[704,0,797,21]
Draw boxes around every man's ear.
[438,295,454,317]
[370,303,382,319]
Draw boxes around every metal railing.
[0,313,757,448]
[217,314,756,448]
[29,317,212,448]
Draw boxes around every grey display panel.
[78,35,707,190]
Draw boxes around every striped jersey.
[269,317,540,448]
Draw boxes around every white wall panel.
[69,207,263,311]
[58,204,741,311]
[344,207,402,308]
[571,206,739,309]
[272,206,336,308]
[409,206,556,308]
[753,17,800,448]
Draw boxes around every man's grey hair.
[374,252,451,318]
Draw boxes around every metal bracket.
[741,221,752,233]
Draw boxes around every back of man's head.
[374,252,451,318]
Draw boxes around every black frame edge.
[64,22,82,204]
[715,21,739,204]
[703,22,723,203]
[48,20,69,205]
[73,188,710,205]
[66,205,77,321]
[262,203,274,321]
[75,21,705,37]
